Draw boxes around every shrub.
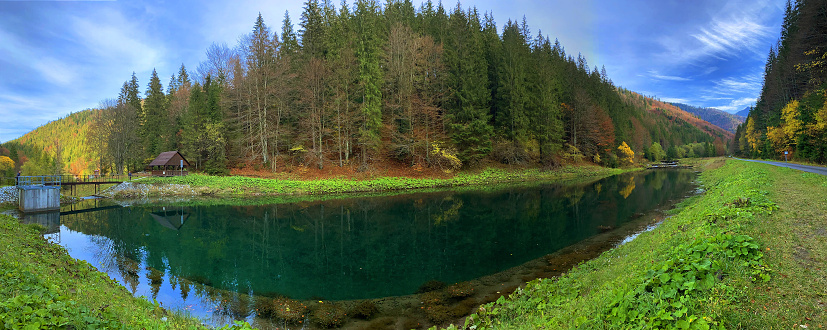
[430,142,462,172]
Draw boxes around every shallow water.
[26,169,697,327]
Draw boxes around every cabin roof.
[148,151,190,167]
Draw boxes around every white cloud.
[649,70,692,81]
[708,73,763,95]
[657,1,776,65]
[69,9,164,74]
[713,97,756,113]
[661,97,690,104]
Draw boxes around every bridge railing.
[0,173,148,187]
[16,175,62,187]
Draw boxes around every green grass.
[0,214,255,329]
[129,165,630,198]
[442,158,827,330]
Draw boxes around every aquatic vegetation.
[350,300,378,320]
[417,280,447,293]
[269,297,307,324]
[445,282,474,299]
[310,302,347,328]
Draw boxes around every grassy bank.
[116,165,629,198]
[447,158,826,329]
[0,214,255,329]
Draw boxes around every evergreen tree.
[300,0,327,58]
[142,69,170,158]
[281,11,300,55]
[354,0,384,167]
[495,19,531,142]
[443,5,493,164]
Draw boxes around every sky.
[0,0,785,143]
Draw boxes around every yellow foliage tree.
[766,126,787,153]
[0,156,14,176]
[781,100,802,143]
[812,94,827,133]
[745,117,762,154]
[617,141,634,166]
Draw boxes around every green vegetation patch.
[446,159,779,329]
[132,165,627,198]
[0,214,257,329]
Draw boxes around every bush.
[430,142,462,172]
[491,141,529,165]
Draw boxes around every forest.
[2,0,731,177]
[671,103,745,133]
[735,0,827,162]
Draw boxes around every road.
[735,158,827,176]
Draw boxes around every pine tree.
[142,69,170,158]
[443,5,493,164]
[495,19,531,143]
[300,0,327,58]
[281,11,300,55]
[354,0,384,168]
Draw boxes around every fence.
[1,173,150,187]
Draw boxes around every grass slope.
[0,214,256,329]
[447,159,826,329]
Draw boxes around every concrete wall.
[18,186,60,213]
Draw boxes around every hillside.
[671,103,745,133]
[1,110,101,176]
[3,1,733,176]
[735,0,827,162]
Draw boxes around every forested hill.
[1,109,101,176]
[3,0,731,176]
[671,103,745,133]
[735,0,827,162]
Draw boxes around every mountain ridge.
[670,103,745,133]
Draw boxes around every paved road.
[735,158,827,176]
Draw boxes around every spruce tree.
[354,0,384,167]
[443,5,493,164]
[281,11,300,55]
[300,0,327,58]
[142,69,169,157]
[495,19,531,143]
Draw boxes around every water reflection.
[42,169,696,328]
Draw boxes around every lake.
[29,169,697,329]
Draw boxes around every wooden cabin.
[147,151,190,177]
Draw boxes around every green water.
[49,169,695,319]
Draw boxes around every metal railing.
[15,175,62,187]
[1,173,148,187]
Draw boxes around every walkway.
[735,158,827,176]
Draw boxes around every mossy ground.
[445,158,827,329]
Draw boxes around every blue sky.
[0,0,785,143]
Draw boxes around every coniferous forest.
[2,0,732,177]
[735,0,827,162]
